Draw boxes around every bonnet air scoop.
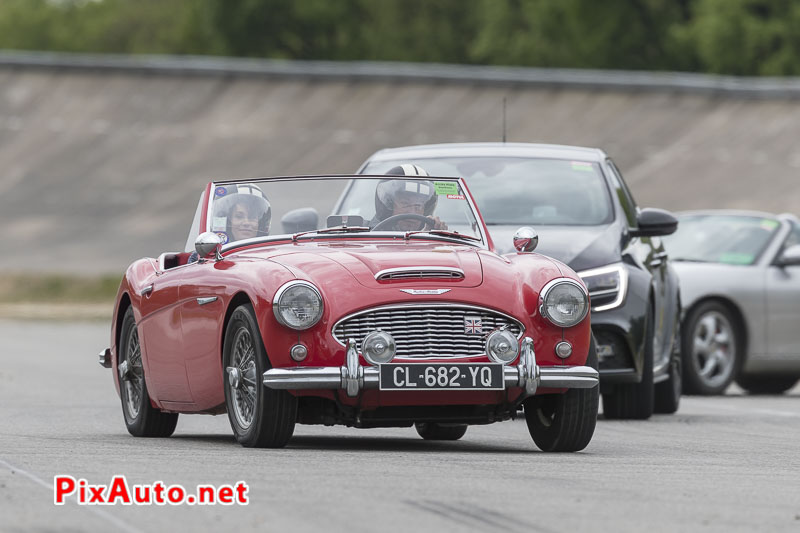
[374,267,465,282]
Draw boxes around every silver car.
[664,210,800,395]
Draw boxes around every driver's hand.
[431,216,448,230]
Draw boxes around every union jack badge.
[464,316,482,334]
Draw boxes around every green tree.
[676,0,800,75]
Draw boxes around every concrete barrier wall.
[1,53,799,273]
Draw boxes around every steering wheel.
[372,214,435,231]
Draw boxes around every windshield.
[362,157,613,226]
[663,214,781,265]
[206,176,483,246]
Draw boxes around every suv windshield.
[204,176,483,246]
[362,157,613,226]
[664,214,781,265]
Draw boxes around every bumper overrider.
[263,337,599,397]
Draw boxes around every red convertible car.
[100,175,599,451]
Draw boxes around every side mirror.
[195,231,222,260]
[776,244,800,267]
[281,208,319,234]
[513,227,538,253]
[631,208,678,237]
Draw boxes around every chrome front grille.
[332,304,524,360]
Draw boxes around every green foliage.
[1,0,800,75]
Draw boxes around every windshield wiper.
[292,226,371,241]
[404,229,482,242]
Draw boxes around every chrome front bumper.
[263,337,599,398]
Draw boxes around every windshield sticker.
[446,194,466,200]
[760,219,779,231]
[215,186,227,197]
[434,181,459,195]
[216,232,229,244]
[212,217,227,232]
[571,161,593,172]
[718,252,754,265]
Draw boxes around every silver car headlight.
[539,279,589,328]
[273,281,323,330]
[577,263,628,312]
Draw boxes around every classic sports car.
[99,175,600,451]
[354,143,682,419]
[664,210,800,395]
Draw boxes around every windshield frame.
[206,174,489,253]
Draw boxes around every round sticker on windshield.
[215,186,227,197]
[215,232,229,244]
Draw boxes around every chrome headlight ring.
[272,280,324,331]
[539,278,589,328]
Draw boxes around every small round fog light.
[362,330,396,365]
[290,344,308,362]
[555,341,572,359]
[486,329,520,364]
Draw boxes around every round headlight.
[486,329,520,364]
[540,279,589,328]
[273,281,323,330]
[362,330,396,365]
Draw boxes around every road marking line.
[0,458,142,533]
[695,402,800,418]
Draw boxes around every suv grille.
[332,304,524,360]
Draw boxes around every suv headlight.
[539,279,589,327]
[273,281,324,330]
[577,263,628,312]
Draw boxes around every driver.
[188,184,271,263]
[372,165,447,231]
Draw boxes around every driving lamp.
[361,330,396,365]
[486,329,520,364]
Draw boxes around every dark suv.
[355,143,681,419]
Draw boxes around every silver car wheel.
[229,327,258,430]
[123,325,144,420]
[691,311,736,388]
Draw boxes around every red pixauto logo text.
[54,476,249,506]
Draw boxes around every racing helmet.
[374,165,437,221]
[211,184,271,242]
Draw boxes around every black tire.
[603,307,655,420]
[654,306,682,414]
[415,423,468,441]
[681,301,743,395]
[223,303,297,448]
[118,307,179,438]
[735,375,799,395]
[524,338,599,452]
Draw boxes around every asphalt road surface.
[1,319,799,533]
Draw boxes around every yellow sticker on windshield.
[434,181,459,195]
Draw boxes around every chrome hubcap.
[229,327,258,430]
[691,311,735,388]
[123,326,144,419]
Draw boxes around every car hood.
[487,224,621,271]
[258,241,484,288]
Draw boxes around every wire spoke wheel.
[123,325,144,420]
[229,327,258,430]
